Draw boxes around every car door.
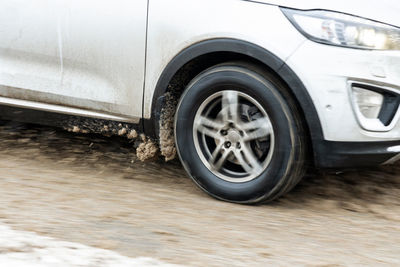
[0,0,147,121]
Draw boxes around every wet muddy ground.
[0,120,399,266]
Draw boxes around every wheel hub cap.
[226,129,241,143]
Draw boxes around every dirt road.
[0,120,399,266]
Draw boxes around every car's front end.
[271,1,400,168]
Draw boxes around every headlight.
[281,8,400,50]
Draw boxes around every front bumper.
[286,40,400,143]
[314,140,400,168]
[285,40,400,168]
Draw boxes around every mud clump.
[136,134,158,161]
[159,91,178,161]
[72,126,80,133]
[118,128,127,136]
[127,130,138,140]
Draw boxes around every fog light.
[352,87,384,119]
[349,82,400,132]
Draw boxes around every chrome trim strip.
[0,96,140,123]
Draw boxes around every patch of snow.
[0,224,180,267]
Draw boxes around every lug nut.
[221,130,227,136]
[225,141,231,148]
[237,143,241,149]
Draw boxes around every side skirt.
[0,104,143,138]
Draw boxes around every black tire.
[174,62,307,204]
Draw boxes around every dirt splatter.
[63,117,160,162]
[118,128,127,136]
[60,90,182,163]
[64,117,139,141]
[59,100,187,162]
[127,129,138,140]
[159,91,178,161]
[136,134,158,161]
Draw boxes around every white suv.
[1,0,400,203]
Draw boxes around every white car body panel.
[0,0,400,145]
[286,41,400,141]
[143,0,306,119]
[0,0,147,121]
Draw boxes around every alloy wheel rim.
[193,90,275,183]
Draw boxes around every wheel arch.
[144,38,324,165]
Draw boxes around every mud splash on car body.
[63,117,159,161]
[159,91,178,161]
[0,102,176,162]
[64,117,139,139]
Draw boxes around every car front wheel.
[174,62,307,204]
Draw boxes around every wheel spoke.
[194,124,219,139]
[197,115,224,130]
[233,150,252,173]
[241,145,263,173]
[234,145,263,174]
[209,143,230,171]
[198,126,220,139]
[222,91,239,123]
[194,116,223,139]
[242,117,272,141]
